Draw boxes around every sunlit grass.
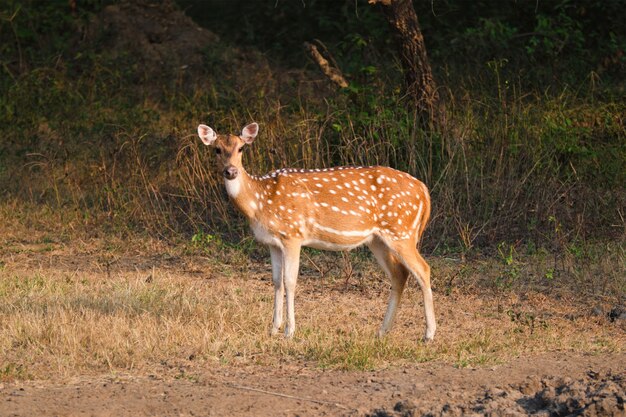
[1,242,623,382]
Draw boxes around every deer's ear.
[198,124,217,146]
[241,122,259,144]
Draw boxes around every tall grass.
[0,0,624,253]
[1,53,623,253]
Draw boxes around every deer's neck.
[224,169,262,219]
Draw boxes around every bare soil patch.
[1,354,624,416]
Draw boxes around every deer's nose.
[223,166,239,180]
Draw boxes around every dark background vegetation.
[1,0,624,259]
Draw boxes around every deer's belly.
[250,218,376,251]
[302,235,373,251]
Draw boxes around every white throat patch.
[224,176,242,198]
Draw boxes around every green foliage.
[526,8,584,57]
[191,229,220,247]
[0,362,29,381]
[507,310,548,335]
[0,0,104,72]
[496,243,521,289]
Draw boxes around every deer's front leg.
[282,242,302,338]
[269,245,284,336]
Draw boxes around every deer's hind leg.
[390,239,436,341]
[368,238,410,337]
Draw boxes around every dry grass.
[1,220,623,382]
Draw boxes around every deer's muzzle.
[223,165,239,180]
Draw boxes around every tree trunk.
[370,0,443,129]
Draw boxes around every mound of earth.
[78,0,275,96]
[370,371,625,417]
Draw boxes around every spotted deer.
[197,122,436,341]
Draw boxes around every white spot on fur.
[411,201,424,233]
[310,223,378,238]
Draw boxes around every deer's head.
[197,122,259,180]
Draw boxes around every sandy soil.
[1,353,624,416]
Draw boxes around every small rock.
[591,306,604,316]
[608,306,626,322]
[519,376,542,395]
[394,399,417,415]
[440,403,463,417]
[539,385,557,403]
[367,409,393,417]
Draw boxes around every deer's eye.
[215,148,222,155]
[238,146,244,153]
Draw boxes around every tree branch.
[303,41,349,89]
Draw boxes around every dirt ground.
[1,353,624,416]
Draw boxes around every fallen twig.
[226,383,351,410]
